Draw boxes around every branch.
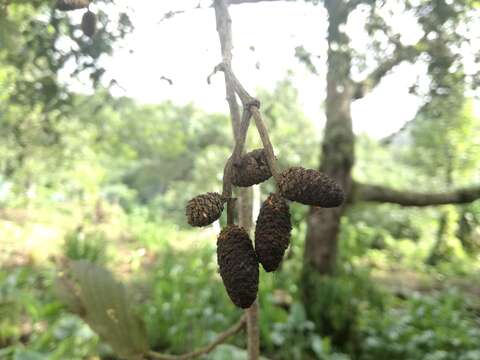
[354,182,480,206]
[232,108,253,164]
[148,315,246,360]
[250,107,280,182]
[246,300,260,359]
[352,44,420,99]
[212,0,279,192]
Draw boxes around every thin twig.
[222,158,236,225]
[160,76,173,85]
[250,106,280,182]
[246,301,260,359]
[148,315,246,360]
[232,109,252,164]
[209,2,278,188]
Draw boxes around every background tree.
[0,0,132,202]
[226,0,480,343]
[301,0,480,340]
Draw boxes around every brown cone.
[231,149,272,187]
[255,193,292,272]
[186,192,226,227]
[217,225,259,308]
[56,0,89,11]
[278,167,344,207]
[81,10,97,38]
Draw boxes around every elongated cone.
[81,10,97,38]
[255,193,292,272]
[56,0,89,11]
[231,149,272,187]
[278,167,344,207]
[186,192,226,227]
[217,225,259,309]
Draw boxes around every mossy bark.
[301,1,356,345]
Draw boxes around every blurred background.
[0,0,480,359]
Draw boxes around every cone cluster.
[186,192,226,227]
[186,120,344,308]
[186,163,344,308]
[56,0,89,11]
[254,193,292,272]
[231,149,272,187]
[81,10,97,37]
[217,225,259,309]
[279,167,344,208]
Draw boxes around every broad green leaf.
[65,260,149,360]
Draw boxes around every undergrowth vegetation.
[1,202,479,359]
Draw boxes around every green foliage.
[359,291,480,360]
[1,209,480,360]
[301,262,384,356]
[0,0,132,197]
[257,78,319,170]
[457,201,480,253]
[270,302,351,360]
[0,265,100,360]
[0,2,479,359]
[60,260,149,359]
[140,242,240,353]
[62,227,107,264]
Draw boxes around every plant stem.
[250,106,280,183]
[246,301,260,359]
[213,1,260,358]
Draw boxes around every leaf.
[13,350,48,360]
[67,260,149,360]
[209,344,271,360]
[54,272,85,316]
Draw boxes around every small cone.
[217,225,259,308]
[231,149,272,187]
[255,193,292,272]
[186,192,226,227]
[278,167,344,207]
[56,0,89,11]
[81,10,97,37]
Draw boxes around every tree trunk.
[426,211,449,265]
[303,0,354,276]
[427,161,453,265]
[301,1,356,347]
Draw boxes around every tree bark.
[353,182,480,206]
[304,0,355,276]
[426,211,449,265]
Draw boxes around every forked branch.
[352,43,420,99]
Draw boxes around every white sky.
[77,0,475,139]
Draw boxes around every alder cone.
[81,11,97,37]
[279,167,344,207]
[255,193,292,272]
[231,149,272,187]
[217,225,259,309]
[186,192,226,227]
[56,0,89,11]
